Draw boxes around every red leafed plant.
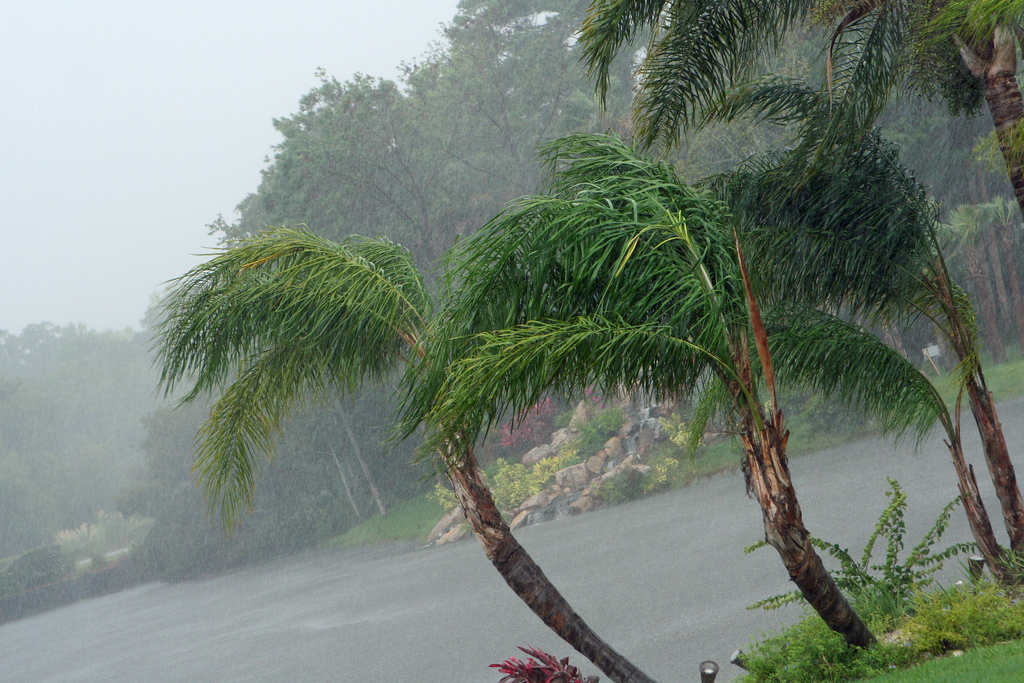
[491,646,599,683]
[499,397,558,450]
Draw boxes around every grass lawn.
[325,494,446,550]
[855,639,1024,683]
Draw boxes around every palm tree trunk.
[945,430,1006,581]
[329,447,363,521]
[447,445,658,683]
[975,29,1024,221]
[968,246,1007,363]
[930,268,1024,560]
[933,266,1024,557]
[738,408,875,648]
[964,373,1024,552]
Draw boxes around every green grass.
[855,639,1024,682]
[933,356,1024,407]
[325,494,447,550]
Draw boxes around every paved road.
[3,398,1023,682]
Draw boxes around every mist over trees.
[0,324,154,557]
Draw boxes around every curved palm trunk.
[967,246,1007,363]
[932,267,1024,557]
[972,29,1024,221]
[944,428,1006,581]
[447,446,658,683]
[738,407,875,648]
[965,373,1024,552]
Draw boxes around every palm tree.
[946,204,1006,364]
[983,196,1024,355]
[715,129,1023,567]
[405,133,967,648]
[154,229,657,683]
[580,0,1024,217]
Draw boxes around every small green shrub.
[575,407,624,457]
[739,612,916,683]
[658,413,703,455]
[903,582,1024,654]
[747,479,971,628]
[429,483,459,511]
[1,544,73,595]
[488,449,584,511]
[594,467,645,504]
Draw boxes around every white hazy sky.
[1,0,461,333]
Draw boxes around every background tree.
[0,325,154,557]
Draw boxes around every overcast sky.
[1,0,461,333]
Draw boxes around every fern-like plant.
[747,479,973,626]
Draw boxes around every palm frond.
[420,316,724,458]
[581,0,813,149]
[400,134,746,450]
[711,130,936,320]
[157,228,429,400]
[764,305,945,443]
[154,227,430,523]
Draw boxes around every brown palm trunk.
[930,268,1024,560]
[968,246,1007,363]
[737,406,875,648]
[965,372,1024,552]
[447,445,658,683]
[944,427,1006,581]
[975,29,1024,221]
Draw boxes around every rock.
[549,427,579,452]
[509,509,532,530]
[521,443,555,465]
[616,421,636,438]
[517,486,565,511]
[567,400,593,430]
[569,494,603,515]
[586,453,606,475]
[427,506,465,545]
[436,524,469,546]
[555,462,593,489]
[603,436,625,461]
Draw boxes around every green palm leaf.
[156,227,430,523]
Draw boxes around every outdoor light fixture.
[698,660,719,683]
[968,555,985,581]
[730,649,748,671]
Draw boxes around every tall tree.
[714,132,1013,573]
[154,229,655,683]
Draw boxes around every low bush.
[902,582,1024,654]
[740,613,917,683]
[0,544,72,596]
[746,479,971,630]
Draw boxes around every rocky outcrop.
[429,398,669,546]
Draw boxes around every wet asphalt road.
[3,397,1023,683]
